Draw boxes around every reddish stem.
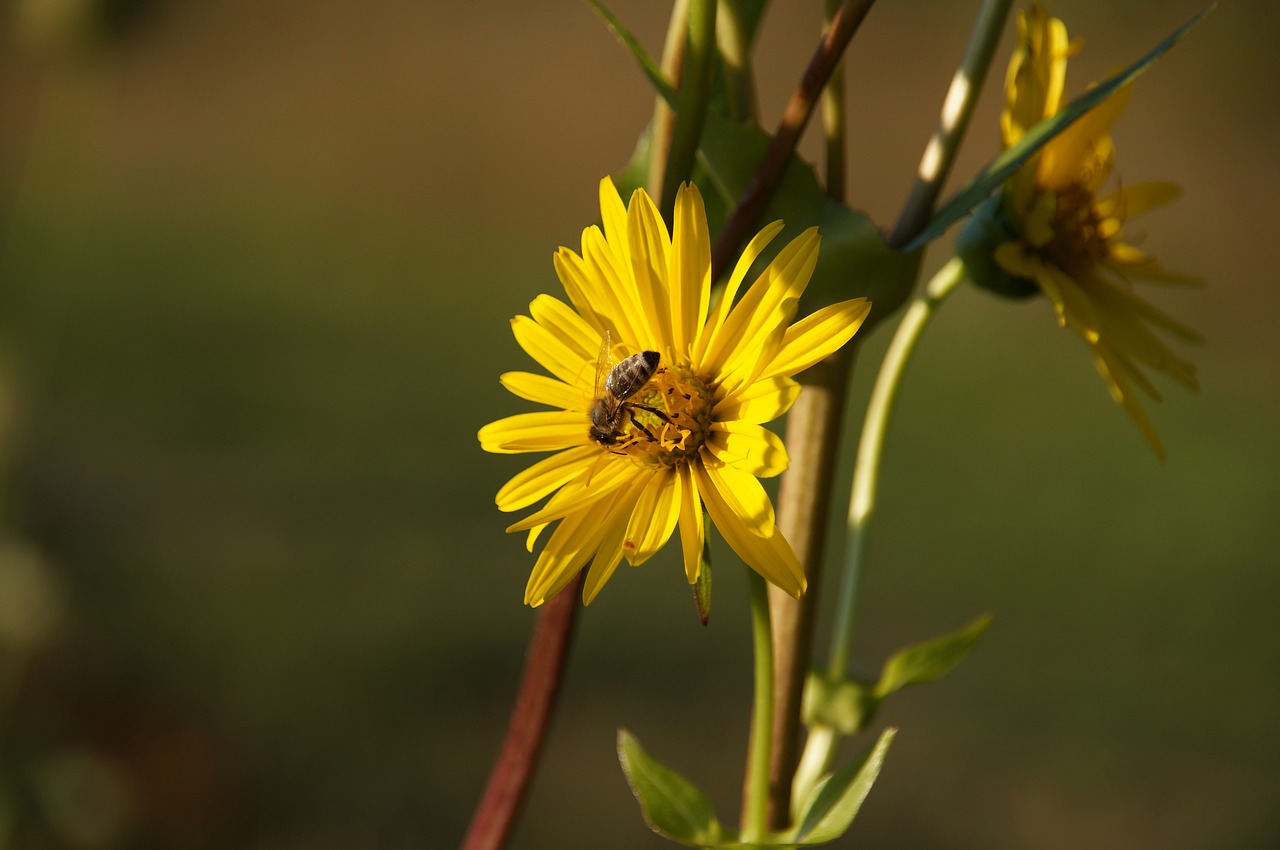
[459,574,584,850]
[709,0,877,279]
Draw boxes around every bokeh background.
[0,1,1275,848]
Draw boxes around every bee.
[588,331,670,446]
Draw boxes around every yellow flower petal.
[714,376,800,425]
[1037,262,1102,341]
[625,187,674,352]
[694,463,804,597]
[511,315,592,388]
[677,465,704,584]
[623,468,680,567]
[505,457,635,533]
[529,294,603,367]
[500,371,584,411]
[1096,181,1181,220]
[693,221,785,365]
[582,473,655,604]
[478,410,587,454]
[495,445,598,512]
[668,183,711,358]
[706,421,790,479]
[715,228,822,384]
[525,508,610,606]
[1091,344,1166,461]
[699,463,775,535]
[757,298,871,381]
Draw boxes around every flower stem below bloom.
[794,257,966,803]
[460,573,584,850]
[742,566,774,842]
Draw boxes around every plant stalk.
[742,567,775,842]
[460,573,585,850]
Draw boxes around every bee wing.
[594,330,614,399]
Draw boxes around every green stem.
[791,258,965,806]
[827,256,966,677]
[647,0,689,200]
[887,0,1013,248]
[715,0,757,123]
[742,567,774,842]
[820,0,848,201]
[661,0,717,217]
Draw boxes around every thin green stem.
[742,567,774,842]
[826,256,966,678]
[709,0,876,280]
[647,0,689,200]
[791,258,965,808]
[661,0,717,217]
[821,0,848,201]
[715,0,757,123]
[888,0,1013,248]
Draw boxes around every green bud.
[957,195,1039,300]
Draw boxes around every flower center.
[614,362,716,467]
[1042,183,1113,270]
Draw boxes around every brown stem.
[709,0,877,280]
[459,573,584,850]
[765,345,854,827]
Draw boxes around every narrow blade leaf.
[792,727,897,844]
[905,3,1217,251]
[874,614,992,699]
[617,729,722,846]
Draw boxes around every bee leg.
[626,409,661,442]
[632,403,674,426]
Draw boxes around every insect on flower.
[587,331,669,446]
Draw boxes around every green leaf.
[617,729,723,847]
[599,3,922,324]
[588,0,678,107]
[874,614,992,699]
[801,671,877,736]
[692,509,713,625]
[791,727,896,844]
[904,3,1218,252]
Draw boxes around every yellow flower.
[994,3,1201,459]
[479,178,870,606]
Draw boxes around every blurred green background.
[0,0,1275,848]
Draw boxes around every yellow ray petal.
[706,421,790,479]
[582,473,655,604]
[668,183,711,358]
[478,410,587,454]
[1091,344,1166,461]
[626,187,674,353]
[714,376,800,425]
[1096,181,1181,220]
[700,462,775,535]
[694,464,804,597]
[623,468,680,567]
[505,457,635,533]
[677,465,704,584]
[693,221,786,365]
[529,294,603,366]
[499,371,585,411]
[495,445,599,512]
[712,228,821,377]
[511,315,591,387]
[757,298,871,381]
[525,508,610,606]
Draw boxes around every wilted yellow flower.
[479,178,870,605]
[994,3,1201,458]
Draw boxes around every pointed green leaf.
[617,729,722,846]
[904,3,1217,251]
[874,614,992,699]
[802,671,877,735]
[791,727,896,844]
[692,511,713,625]
[588,0,679,107]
